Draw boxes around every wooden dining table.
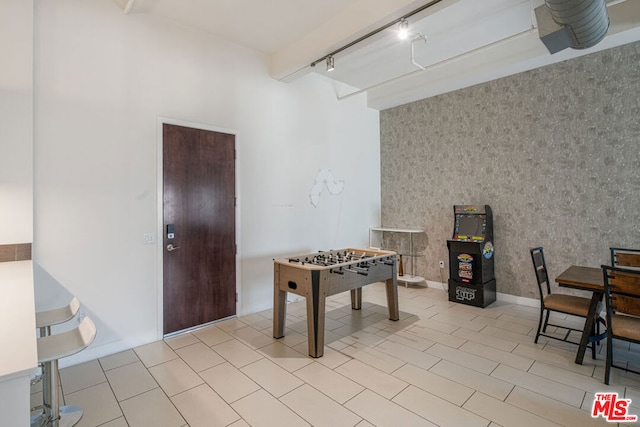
[555,265,605,364]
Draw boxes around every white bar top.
[0,260,37,380]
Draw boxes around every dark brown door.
[163,123,236,334]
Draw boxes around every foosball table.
[273,248,399,358]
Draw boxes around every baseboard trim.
[424,279,539,308]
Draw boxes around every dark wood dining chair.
[530,247,602,358]
[610,248,640,269]
[602,265,640,384]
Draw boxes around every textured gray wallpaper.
[380,41,640,300]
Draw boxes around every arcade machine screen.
[453,214,486,242]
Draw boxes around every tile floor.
[32,283,640,427]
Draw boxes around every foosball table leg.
[350,287,362,310]
[273,265,286,339]
[386,277,399,321]
[306,271,326,358]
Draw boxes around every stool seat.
[38,316,97,363]
[36,297,80,329]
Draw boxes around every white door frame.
[155,116,241,339]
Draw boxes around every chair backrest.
[530,247,551,300]
[602,265,640,318]
[610,248,640,270]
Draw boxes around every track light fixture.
[398,19,409,40]
[308,0,445,70]
[326,55,335,72]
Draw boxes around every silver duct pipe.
[545,0,609,48]
[536,0,610,53]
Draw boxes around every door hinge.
[235,292,238,302]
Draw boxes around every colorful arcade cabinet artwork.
[447,205,496,308]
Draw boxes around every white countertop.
[0,260,37,380]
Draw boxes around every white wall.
[33,0,380,364]
[0,0,32,244]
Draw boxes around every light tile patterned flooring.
[33,283,640,427]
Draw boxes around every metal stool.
[31,297,81,424]
[31,316,97,427]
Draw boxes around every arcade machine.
[447,205,496,307]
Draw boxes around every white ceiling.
[127,0,363,54]
[121,0,640,110]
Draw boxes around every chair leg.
[30,364,49,427]
[542,310,550,333]
[535,307,544,343]
[591,318,596,360]
[37,358,84,427]
[48,359,61,427]
[605,334,613,385]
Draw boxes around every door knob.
[166,244,180,252]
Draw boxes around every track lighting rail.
[309,0,446,69]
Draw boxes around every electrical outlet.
[439,260,445,268]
